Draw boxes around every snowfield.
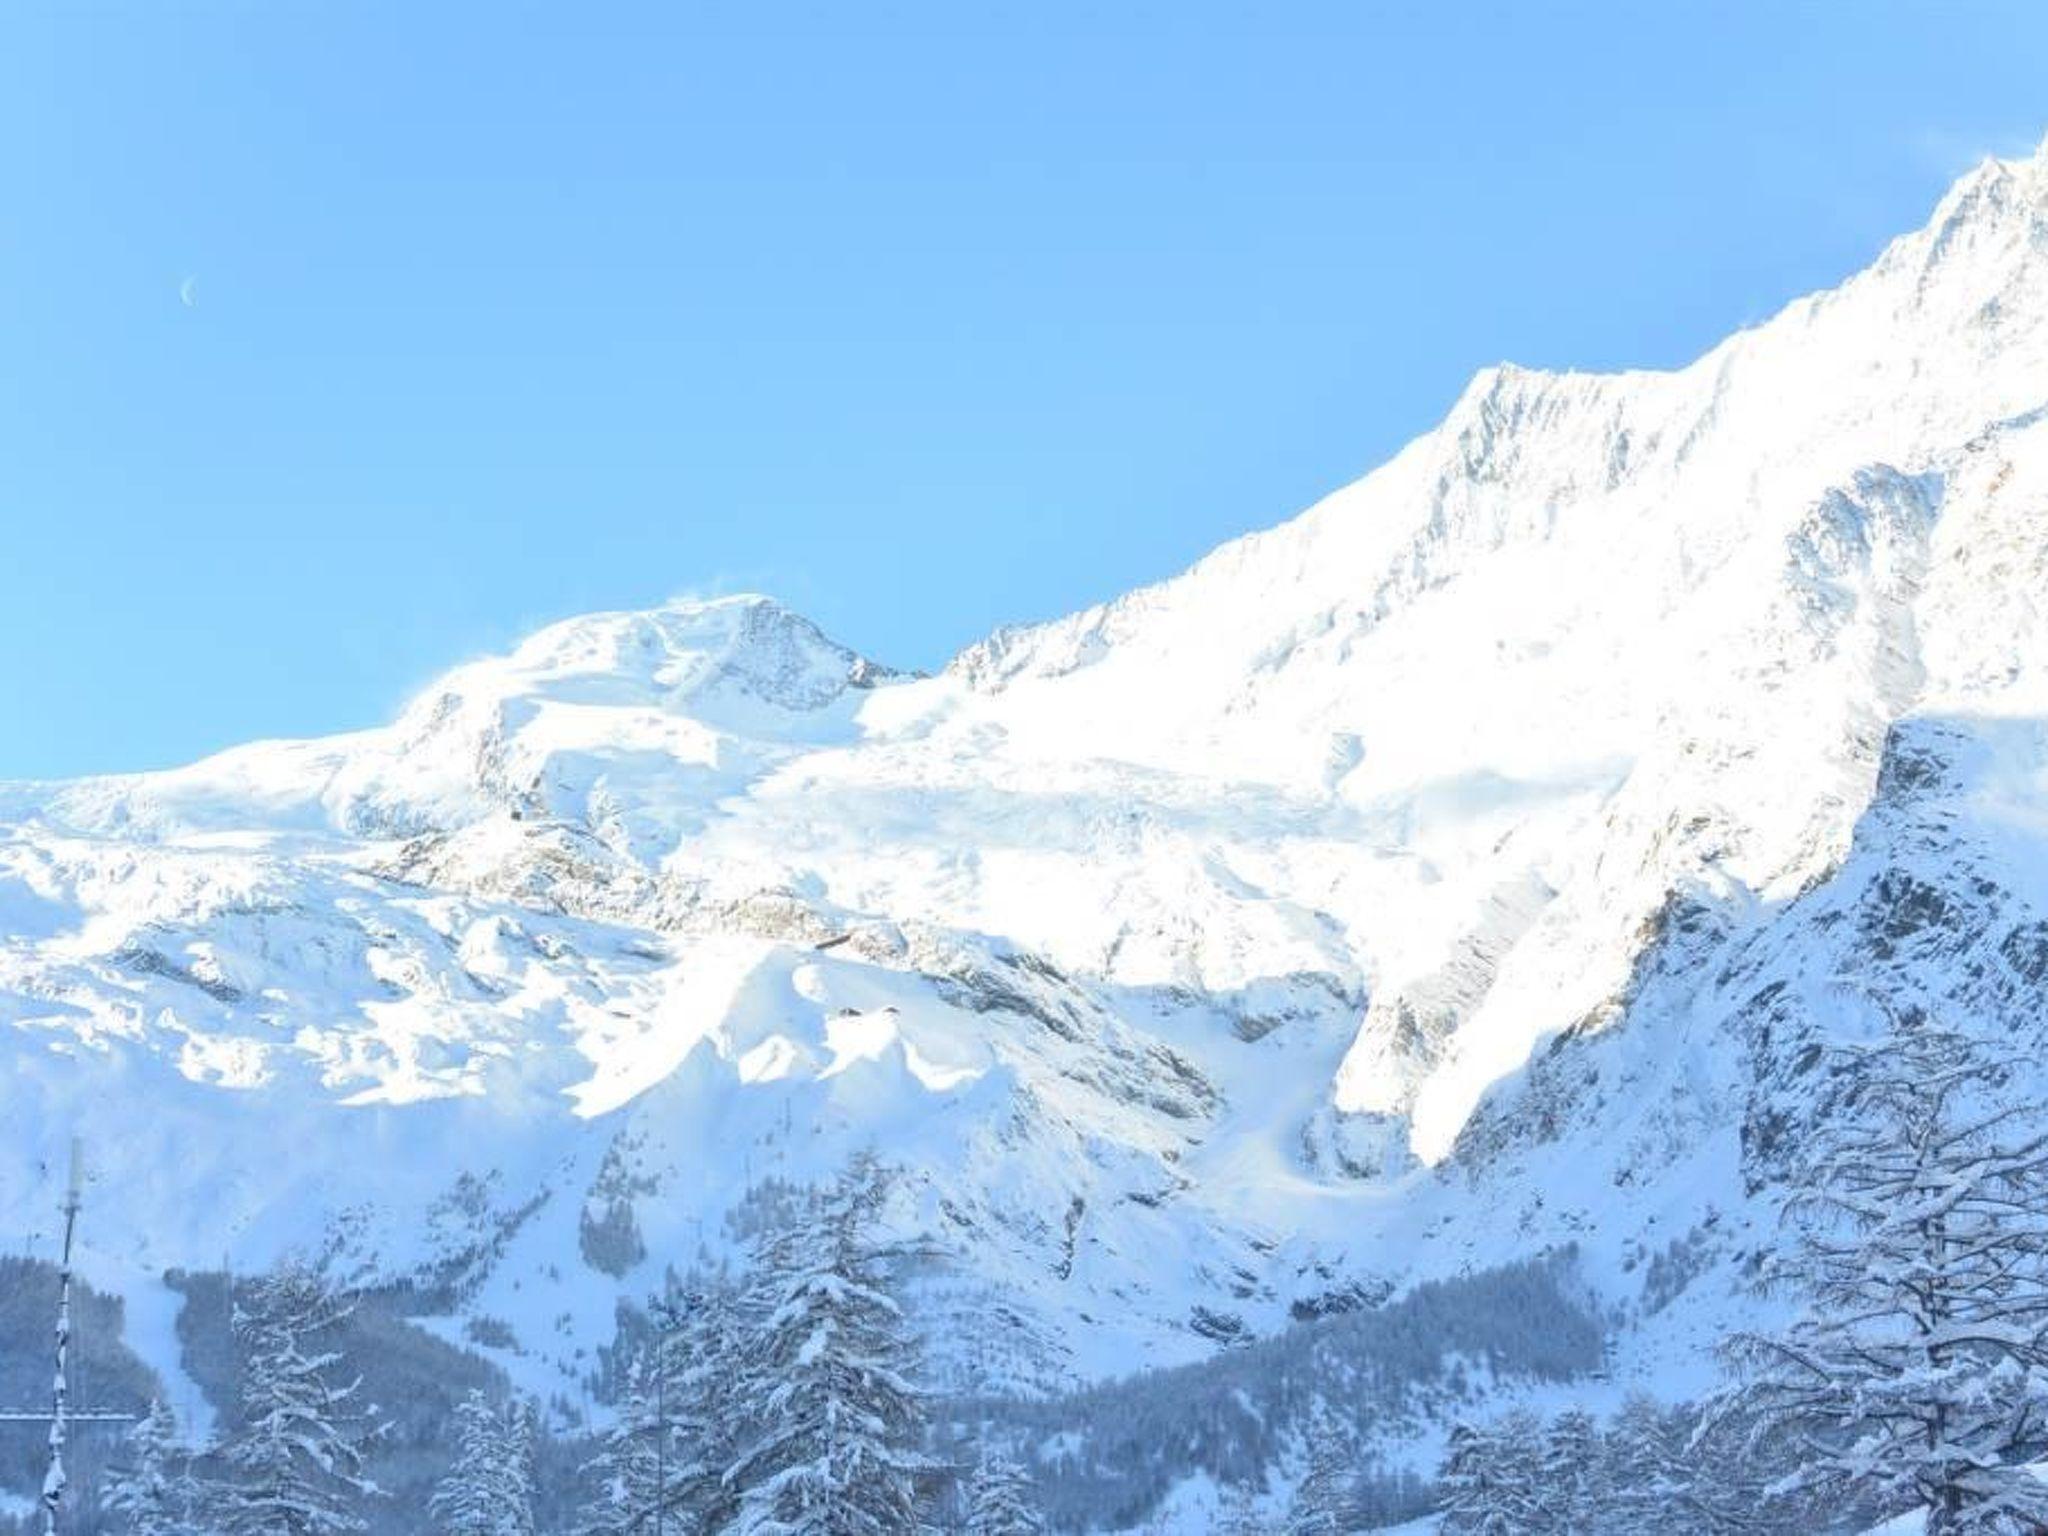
[7,137,2048,1445]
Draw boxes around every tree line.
[82,1151,1043,1536]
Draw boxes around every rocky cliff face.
[5,140,2048,1412]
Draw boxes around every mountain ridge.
[5,140,2048,1442]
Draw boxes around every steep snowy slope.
[6,139,2048,1422]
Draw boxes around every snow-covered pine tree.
[103,1398,197,1536]
[1436,1411,1544,1536]
[1534,1407,1600,1530]
[1596,1395,1689,1533]
[727,1153,931,1536]
[575,1355,667,1536]
[509,1401,541,1530]
[1595,1394,1766,1533]
[429,1389,536,1536]
[1437,1421,1504,1536]
[207,1262,382,1536]
[579,1277,747,1536]
[1725,1012,2048,1535]
[964,1448,1043,1536]
[1671,1396,1810,1534]
[651,1272,748,1534]
[1285,1412,1358,1536]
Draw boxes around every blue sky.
[4,3,2045,778]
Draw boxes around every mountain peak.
[435,592,897,720]
[302,591,907,836]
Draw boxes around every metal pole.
[42,1140,82,1536]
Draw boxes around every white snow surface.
[8,139,2048,1407]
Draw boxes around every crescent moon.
[179,277,198,309]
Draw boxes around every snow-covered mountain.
[7,138,2048,1428]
